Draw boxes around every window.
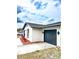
[27,29,29,38]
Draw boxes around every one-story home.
[22,22,61,46]
[17,28,25,38]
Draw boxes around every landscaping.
[17,46,61,59]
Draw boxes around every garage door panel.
[44,30,57,45]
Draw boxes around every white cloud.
[17,0,61,28]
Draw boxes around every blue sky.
[17,0,61,28]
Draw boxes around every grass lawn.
[17,46,61,59]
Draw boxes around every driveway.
[17,42,56,55]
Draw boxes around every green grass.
[17,46,61,59]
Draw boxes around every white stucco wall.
[32,28,43,42]
[42,26,61,46]
[57,27,61,46]
[24,25,32,42]
[24,25,43,42]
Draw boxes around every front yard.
[17,46,61,59]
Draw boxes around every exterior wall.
[32,28,43,42]
[57,27,61,46]
[42,26,61,46]
[24,25,32,42]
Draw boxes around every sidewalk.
[17,42,56,55]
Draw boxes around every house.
[17,28,25,38]
[22,22,61,46]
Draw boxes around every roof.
[23,22,45,29]
[23,22,61,29]
[44,22,61,28]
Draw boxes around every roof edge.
[22,22,61,29]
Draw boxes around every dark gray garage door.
[44,29,57,45]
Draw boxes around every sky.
[17,0,61,28]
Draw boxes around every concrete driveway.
[17,42,56,55]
